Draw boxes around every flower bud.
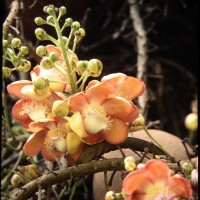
[40,57,54,69]
[46,6,54,15]
[17,60,31,72]
[19,46,29,55]
[129,114,145,131]
[71,21,80,31]
[11,38,21,48]
[3,39,9,47]
[59,6,67,16]
[124,156,136,164]
[3,67,12,78]
[35,28,48,40]
[184,113,198,131]
[136,163,145,170]
[46,15,54,23]
[65,18,73,26]
[74,28,85,43]
[52,100,69,117]
[87,59,103,77]
[105,191,115,200]
[76,60,88,75]
[20,164,41,180]
[49,52,59,62]
[7,33,14,41]
[53,138,67,152]
[181,162,194,178]
[11,174,26,188]
[43,6,49,13]
[34,17,46,25]
[124,156,136,172]
[36,45,47,57]
[33,77,49,89]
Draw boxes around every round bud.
[3,39,9,47]
[49,52,59,62]
[136,163,145,170]
[43,6,49,13]
[87,59,103,77]
[36,45,47,57]
[46,16,54,23]
[129,114,145,132]
[105,191,115,200]
[71,21,80,31]
[75,28,85,38]
[17,60,31,72]
[124,156,136,164]
[181,162,194,178]
[11,174,26,188]
[47,7,54,15]
[124,162,136,172]
[33,77,49,89]
[19,46,29,55]
[35,28,48,40]
[59,6,67,16]
[76,60,88,75]
[7,33,14,41]
[184,113,198,131]
[11,38,21,48]
[65,18,73,26]
[3,67,12,78]
[20,164,40,180]
[40,57,54,69]
[52,100,69,117]
[34,17,46,25]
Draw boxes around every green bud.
[59,6,67,16]
[3,39,9,47]
[7,33,14,41]
[36,45,47,57]
[17,60,31,72]
[46,16,54,23]
[11,38,21,48]
[3,67,12,78]
[20,46,29,55]
[33,77,49,89]
[47,6,54,15]
[74,28,85,43]
[182,162,194,178]
[52,100,69,117]
[76,60,88,75]
[35,17,46,25]
[43,6,49,13]
[35,28,48,40]
[49,52,59,62]
[65,18,73,26]
[40,57,54,69]
[88,59,103,77]
[71,21,80,31]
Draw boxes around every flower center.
[82,103,112,134]
[44,128,67,159]
[145,182,176,200]
[20,100,50,121]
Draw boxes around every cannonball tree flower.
[69,83,140,144]
[122,159,192,200]
[86,73,145,101]
[10,92,66,132]
[23,118,84,162]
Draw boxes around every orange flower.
[11,92,65,132]
[69,83,140,144]
[87,73,145,101]
[122,159,192,200]
[23,118,83,162]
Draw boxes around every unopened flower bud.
[74,28,85,43]
[3,39,9,47]
[11,174,26,188]
[124,156,136,164]
[33,77,49,89]
[20,164,41,180]
[35,28,48,40]
[136,163,145,170]
[7,33,14,41]
[184,113,198,131]
[40,57,54,69]
[64,18,73,27]
[36,45,47,57]
[59,6,67,16]
[181,162,194,178]
[3,67,12,78]
[129,114,145,131]
[76,60,88,75]
[11,38,21,48]
[43,6,49,13]
[19,46,29,55]
[53,138,67,152]
[46,15,54,23]
[49,52,59,62]
[105,191,115,200]
[17,60,31,72]
[124,156,136,172]
[34,17,46,25]
[46,6,54,15]
[88,59,103,77]
[52,100,69,117]
[71,21,80,31]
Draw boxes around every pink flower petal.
[168,176,192,198]
[23,130,47,156]
[103,117,128,144]
[7,80,32,99]
[46,45,62,56]
[85,80,100,91]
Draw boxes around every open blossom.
[69,81,140,145]
[23,118,84,162]
[122,159,192,200]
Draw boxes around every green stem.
[143,126,175,162]
[2,88,16,140]
[79,72,89,92]
[52,13,77,94]
[69,181,78,200]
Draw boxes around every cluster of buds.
[2,34,31,78]
[124,156,136,172]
